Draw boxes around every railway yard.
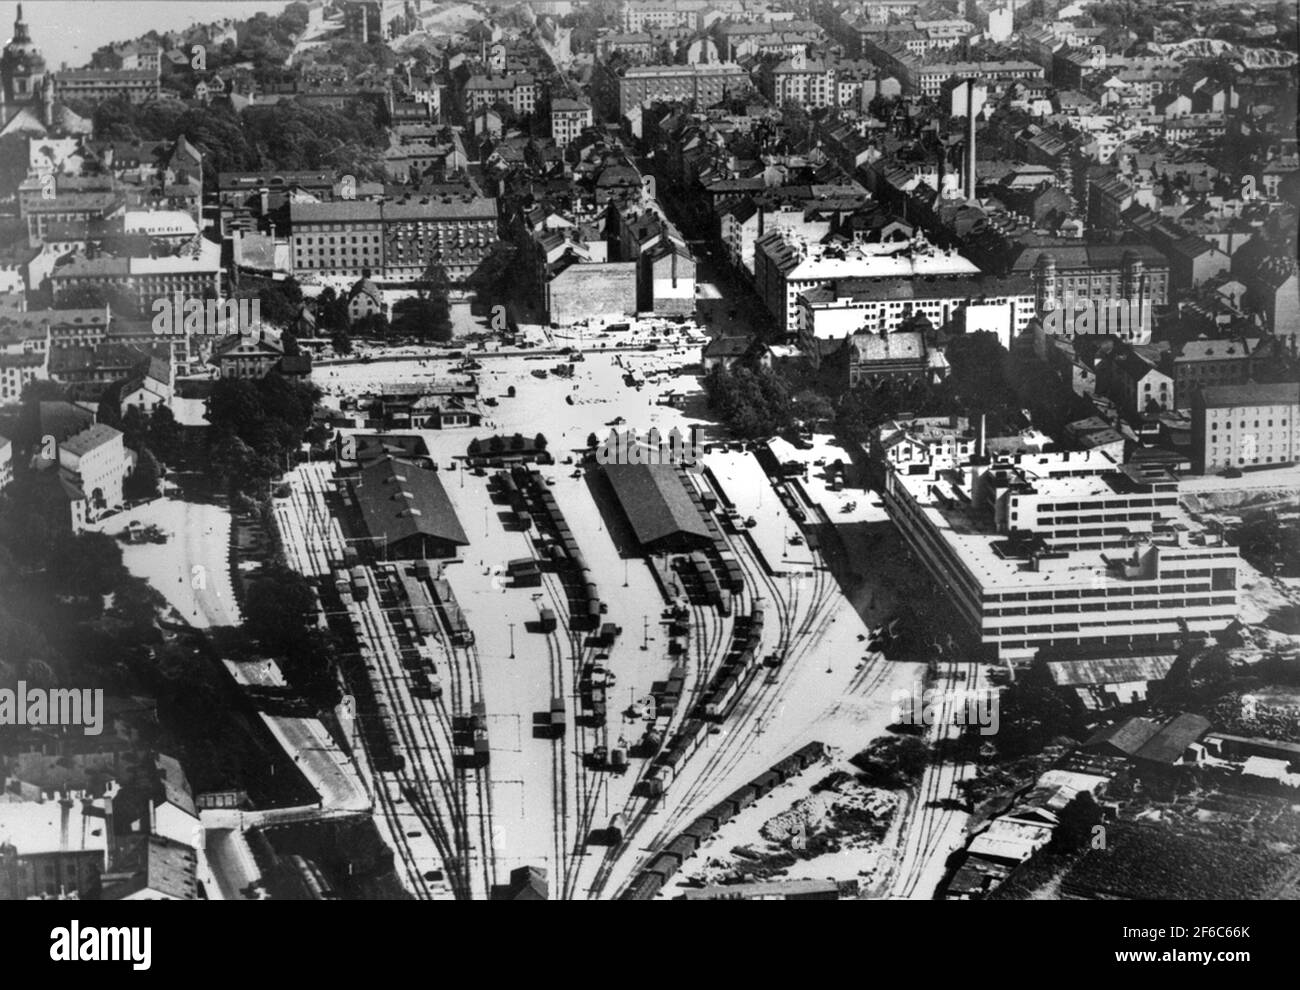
[268,346,953,899]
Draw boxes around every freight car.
[621,873,663,900]
[645,852,681,882]
[682,818,716,844]
[726,784,758,812]
[794,740,827,766]
[751,770,782,797]
[666,835,698,863]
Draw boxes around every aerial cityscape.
[0,0,1297,905]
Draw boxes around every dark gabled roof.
[603,463,711,548]
[101,834,199,900]
[348,456,468,549]
[702,335,751,358]
[1134,713,1211,764]
[1085,716,1160,756]
[347,433,429,464]
[39,401,94,442]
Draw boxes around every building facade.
[883,450,1238,661]
[1192,382,1300,473]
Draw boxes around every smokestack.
[966,80,977,201]
[976,412,987,458]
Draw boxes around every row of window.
[988,579,1233,602]
[1035,512,1168,526]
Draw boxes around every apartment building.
[464,73,538,117]
[883,450,1239,661]
[762,55,835,108]
[597,61,748,118]
[797,272,1035,350]
[1192,382,1300,473]
[0,799,112,900]
[870,416,976,474]
[55,66,159,104]
[59,422,130,530]
[1015,244,1170,315]
[1171,337,1258,408]
[290,197,498,285]
[550,97,592,149]
[49,239,222,313]
[619,0,703,32]
[755,230,981,334]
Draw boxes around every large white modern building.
[883,448,1239,661]
[797,272,1036,349]
[754,230,981,334]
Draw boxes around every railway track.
[890,657,979,899]
[353,570,467,897]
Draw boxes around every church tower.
[2,4,46,106]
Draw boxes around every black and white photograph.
[0,0,1294,957]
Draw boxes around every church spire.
[13,4,30,45]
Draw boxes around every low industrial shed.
[602,462,713,554]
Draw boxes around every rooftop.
[0,798,110,857]
[889,451,1227,592]
[603,462,712,548]
[61,422,123,457]
[1197,382,1300,409]
[348,456,469,550]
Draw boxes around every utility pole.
[509,622,516,659]
[641,614,649,651]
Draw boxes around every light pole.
[641,615,649,651]
[509,622,516,659]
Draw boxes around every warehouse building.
[603,462,712,554]
[346,456,469,559]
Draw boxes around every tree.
[254,277,304,328]
[243,562,317,656]
[126,447,162,500]
[534,433,548,451]
[1051,791,1103,853]
[49,532,128,599]
[391,261,455,341]
[352,312,389,338]
[849,735,930,787]
[586,432,598,449]
[118,405,150,451]
[330,327,353,355]
[704,365,794,439]
[791,390,833,428]
[315,287,349,333]
[996,682,1086,757]
[148,405,183,466]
